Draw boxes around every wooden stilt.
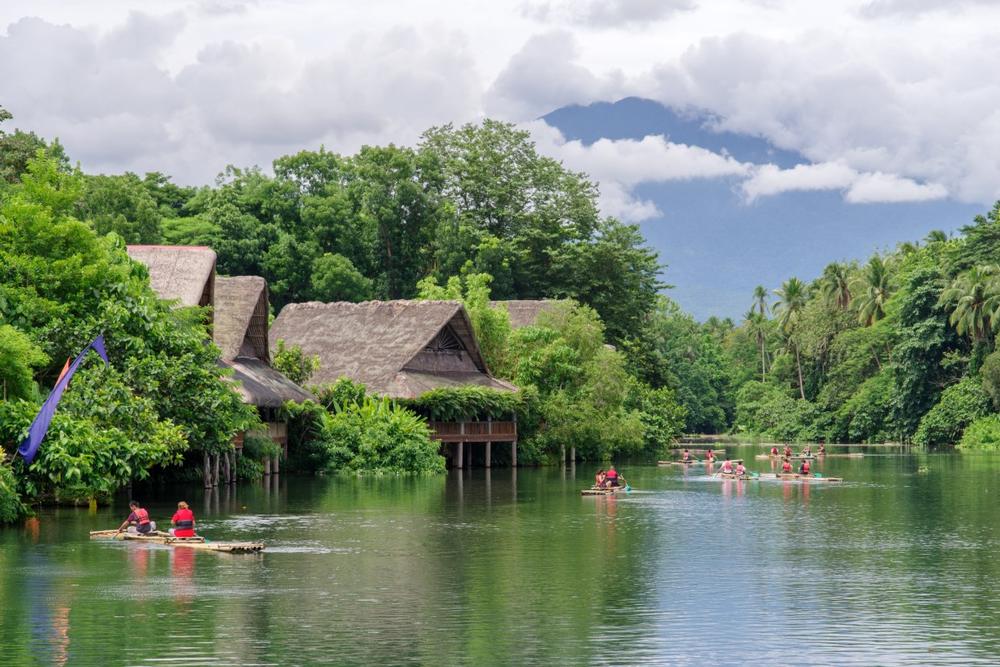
[223,451,232,484]
[212,453,220,487]
[560,444,566,466]
[263,456,271,476]
[570,446,576,463]
[272,453,280,475]
[511,440,517,468]
[203,451,212,489]
[456,441,464,469]
[485,441,492,468]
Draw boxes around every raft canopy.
[269,300,517,399]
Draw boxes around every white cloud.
[742,161,947,204]
[523,0,696,27]
[845,171,948,203]
[527,121,749,220]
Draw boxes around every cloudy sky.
[2,1,998,314]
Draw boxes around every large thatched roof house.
[270,300,516,399]
[127,245,216,313]
[270,300,518,467]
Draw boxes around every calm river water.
[3,447,1000,666]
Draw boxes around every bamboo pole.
[272,453,280,475]
[263,456,271,476]
[485,441,491,468]
[203,452,211,489]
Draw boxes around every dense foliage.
[0,150,257,517]
[715,204,1000,445]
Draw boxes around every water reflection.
[3,452,1000,664]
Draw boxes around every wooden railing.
[428,420,517,443]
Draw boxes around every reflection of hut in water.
[213,276,314,464]
[270,300,519,467]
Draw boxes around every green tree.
[272,340,320,386]
[310,252,374,302]
[0,324,47,400]
[773,277,809,399]
[78,173,163,243]
[939,265,999,344]
[743,309,769,381]
[821,261,853,310]
[856,256,892,326]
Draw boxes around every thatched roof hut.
[270,300,517,399]
[127,245,216,310]
[490,299,567,328]
[214,276,313,407]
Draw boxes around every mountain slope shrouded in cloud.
[542,97,982,320]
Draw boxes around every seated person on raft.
[170,501,196,538]
[781,458,793,473]
[799,459,811,475]
[605,466,620,487]
[117,501,154,534]
[595,469,606,488]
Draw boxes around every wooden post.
[511,441,517,468]
[456,441,463,469]
[272,453,280,475]
[203,452,212,489]
[223,451,232,484]
[263,456,271,476]
[212,453,220,487]
[560,444,566,466]
[570,446,576,463]
[485,441,492,468]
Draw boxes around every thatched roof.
[223,358,314,408]
[491,299,567,328]
[127,245,216,309]
[270,300,517,399]
[214,276,269,363]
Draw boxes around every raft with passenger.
[90,529,265,553]
[765,473,844,483]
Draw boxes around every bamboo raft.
[765,474,844,483]
[90,530,265,553]
[755,453,864,460]
[658,458,741,466]
[718,472,757,480]
[581,486,628,496]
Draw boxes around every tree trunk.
[794,345,806,400]
[760,339,767,382]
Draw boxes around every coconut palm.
[820,262,852,310]
[925,230,948,244]
[744,309,769,381]
[940,266,1000,343]
[773,277,809,399]
[855,256,892,326]
[752,285,769,316]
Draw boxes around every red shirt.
[606,469,618,480]
[171,508,196,537]
[782,461,792,472]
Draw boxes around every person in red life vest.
[117,501,153,535]
[781,458,793,473]
[706,449,716,463]
[770,446,779,457]
[170,501,196,538]
[720,459,735,475]
[783,445,793,458]
[734,462,747,477]
[606,466,620,487]
[799,459,811,475]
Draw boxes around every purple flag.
[18,335,109,464]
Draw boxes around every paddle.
[621,476,632,492]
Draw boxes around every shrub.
[837,371,898,443]
[0,462,27,523]
[981,351,1000,410]
[913,376,991,448]
[957,415,1000,450]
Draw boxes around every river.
[2,447,1000,666]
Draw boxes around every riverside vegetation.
[3,103,1000,521]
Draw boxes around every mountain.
[542,98,981,320]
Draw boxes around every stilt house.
[270,300,519,467]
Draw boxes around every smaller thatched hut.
[214,276,313,454]
[127,245,216,316]
[270,300,518,467]
[490,299,567,329]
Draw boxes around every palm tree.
[820,262,852,310]
[744,309,769,381]
[925,230,948,244]
[752,285,769,316]
[855,256,892,326]
[773,277,809,399]
[940,266,1000,343]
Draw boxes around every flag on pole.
[18,335,109,464]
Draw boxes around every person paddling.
[799,459,811,475]
[720,459,735,475]
[734,462,748,478]
[117,501,153,535]
[606,466,620,487]
[802,445,812,457]
[770,446,779,457]
[170,501,196,538]
[783,445,793,458]
[706,448,716,463]
[818,444,826,456]
[681,448,692,463]
[781,458,793,473]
